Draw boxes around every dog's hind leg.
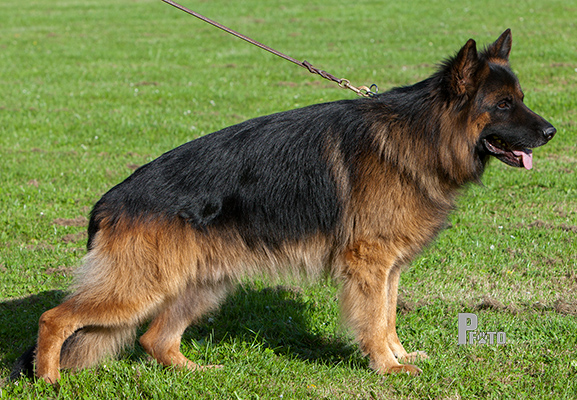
[36,233,178,382]
[340,240,422,376]
[139,280,231,370]
[36,298,83,383]
[36,294,148,384]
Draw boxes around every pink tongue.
[513,150,533,170]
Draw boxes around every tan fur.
[331,149,457,375]
[35,213,340,383]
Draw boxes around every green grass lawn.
[1,0,576,398]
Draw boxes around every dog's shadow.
[1,285,358,376]
[0,290,67,369]
[182,284,357,365]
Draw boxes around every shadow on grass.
[0,290,67,368]
[1,285,358,377]
[185,284,357,365]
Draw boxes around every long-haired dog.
[13,29,555,383]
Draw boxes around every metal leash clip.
[340,81,379,98]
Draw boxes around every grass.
[1,0,576,398]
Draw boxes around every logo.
[458,313,506,345]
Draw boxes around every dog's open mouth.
[483,136,533,170]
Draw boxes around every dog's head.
[447,29,555,170]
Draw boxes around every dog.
[12,29,555,383]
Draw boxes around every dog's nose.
[543,126,556,141]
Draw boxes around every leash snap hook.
[340,80,378,98]
[358,84,379,98]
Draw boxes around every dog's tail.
[10,326,136,380]
[59,325,137,370]
[10,344,36,380]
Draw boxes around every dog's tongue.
[513,149,533,170]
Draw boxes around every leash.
[161,0,378,98]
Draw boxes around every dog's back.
[88,100,364,252]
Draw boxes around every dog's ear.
[449,38,479,96]
[484,29,512,61]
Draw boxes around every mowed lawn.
[1,0,576,398]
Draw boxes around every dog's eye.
[497,101,510,110]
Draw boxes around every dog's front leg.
[385,264,428,363]
[340,240,421,376]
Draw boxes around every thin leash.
[161,0,378,98]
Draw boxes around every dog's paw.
[397,350,428,363]
[181,360,224,372]
[37,370,61,385]
[194,363,224,372]
[384,364,422,376]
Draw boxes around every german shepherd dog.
[14,29,555,383]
